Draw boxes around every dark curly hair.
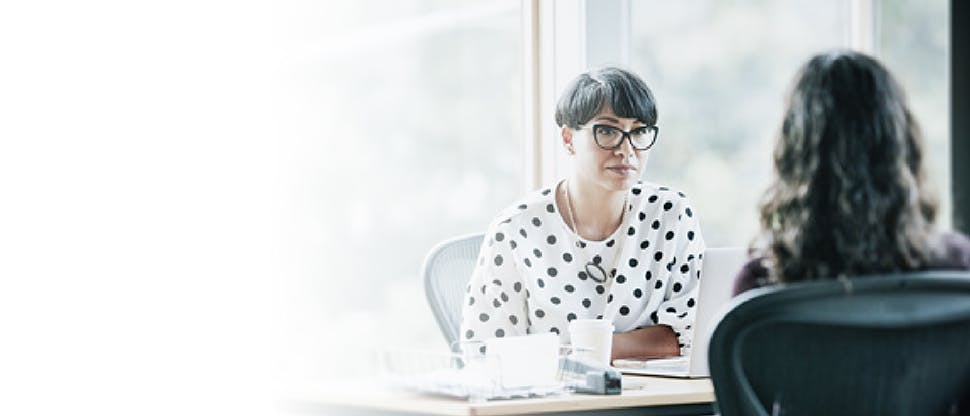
[757,50,938,283]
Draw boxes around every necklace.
[562,180,627,284]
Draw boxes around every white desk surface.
[284,375,714,416]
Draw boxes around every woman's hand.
[610,325,680,361]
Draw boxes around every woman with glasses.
[460,67,706,361]
[733,50,970,296]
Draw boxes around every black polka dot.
[655,280,663,289]
[654,251,663,261]
[492,279,502,286]
[632,187,641,195]
[680,264,690,273]
[616,274,626,284]
[673,282,683,292]
[578,241,587,248]
[547,267,557,277]
[638,212,646,221]
[640,240,650,249]
[606,239,615,247]
[582,298,592,308]
[687,231,695,240]
[494,255,503,266]
[541,188,551,196]
[651,220,660,230]
[645,270,652,280]
[665,231,674,240]
[513,282,522,292]
[535,309,545,318]
[531,217,541,226]
[550,327,560,335]
[607,294,613,303]
[619,306,630,315]
[510,315,518,325]
[537,278,545,288]
[524,258,532,267]
[492,299,501,308]
[595,285,605,294]
[546,203,555,213]
[685,207,693,217]
[666,307,676,313]
[610,268,617,277]
[479,313,489,322]
[633,288,643,298]
[687,298,696,307]
[466,330,474,339]
[520,228,528,238]
[593,255,602,264]
[550,296,561,304]
[663,201,673,210]
[627,226,635,235]
[648,195,658,203]
[500,292,509,302]
[518,204,527,209]
[479,345,487,354]
[495,329,505,337]
[533,248,543,258]
[495,232,504,242]
[563,252,573,262]
[565,284,575,293]
[577,271,588,280]
[650,311,659,323]
[567,313,577,321]
[510,240,517,249]
[547,235,557,245]
[629,258,638,268]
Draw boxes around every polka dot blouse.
[459,180,706,355]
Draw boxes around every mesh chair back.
[709,272,970,416]
[422,233,484,352]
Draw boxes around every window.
[878,0,951,228]
[624,0,950,246]
[279,0,523,380]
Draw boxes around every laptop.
[612,247,748,378]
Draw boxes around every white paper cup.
[568,319,614,367]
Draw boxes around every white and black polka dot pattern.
[459,180,706,355]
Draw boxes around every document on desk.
[612,357,690,376]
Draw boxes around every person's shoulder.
[732,255,771,296]
[487,185,557,231]
[631,181,696,211]
[929,231,970,270]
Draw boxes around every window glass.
[629,0,850,246]
[878,0,951,228]
[278,0,523,380]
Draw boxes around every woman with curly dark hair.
[733,50,970,295]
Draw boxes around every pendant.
[585,262,608,283]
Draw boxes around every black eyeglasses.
[585,124,659,150]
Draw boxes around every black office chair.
[708,271,970,416]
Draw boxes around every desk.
[283,375,715,416]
